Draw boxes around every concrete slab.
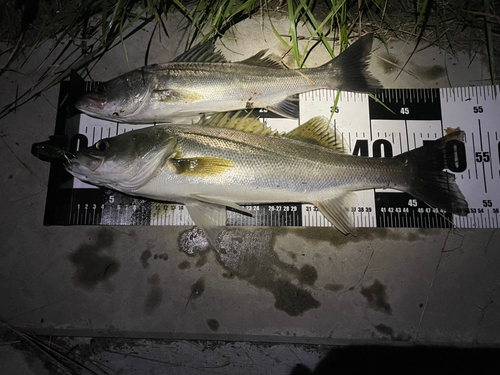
[1,11,499,349]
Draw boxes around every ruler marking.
[488,132,494,179]
[472,132,479,180]
[478,120,488,193]
[61,87,499,230]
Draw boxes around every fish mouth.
[68,153,104,172]
[75,94,107,112]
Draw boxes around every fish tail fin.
[394,131,469,216]
[319,34,381,93]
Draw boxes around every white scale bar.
[72,86,500,228]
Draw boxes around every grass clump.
[0,0,499,118]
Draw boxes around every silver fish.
[75,34,381,123]
[64,113,468,246]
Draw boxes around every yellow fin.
[152,88,203,103]
[285,117,347,152]
[198,112,280,137]
[170,157,234,176]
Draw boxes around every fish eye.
[95,84,106,94]
[95,140,110,151]
[112,112,119,117]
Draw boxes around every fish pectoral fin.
[285,116,348,152]
[191,194,252,216]
[152,88,203,103]
[315,194,356,235]
[267,97,299,119]
[169,157,235,176]
[185,200,227,247]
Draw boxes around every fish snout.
[72,152,104,172]
[75,94,107,112]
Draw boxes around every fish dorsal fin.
[171,41,228,63]
[198,112,280,137]
[284,117,347,152]
[237,50,284,69]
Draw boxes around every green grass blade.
[329,90,341,122]
[229,0,259,18]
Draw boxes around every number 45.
[408,199,418,207]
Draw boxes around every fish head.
[75,69,153,122]
[65,127,177,191]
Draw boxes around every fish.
[63,113,468,247]
[75,34,381,123]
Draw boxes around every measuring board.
[41,80,500,229]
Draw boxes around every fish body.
[75,34,381,123]
[65,113,468,245]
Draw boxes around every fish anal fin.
[185,200,227,247]
[315,194,356,235]
[267,96,300,119]
[285,117,348,152]
[170,157,234,176]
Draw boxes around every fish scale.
[37,82,500,232]
[59,111,466,247]
[75,34,380,123]
[168,124,403,197]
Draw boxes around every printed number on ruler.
[299,87,500,229]
[67,88,500,228]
